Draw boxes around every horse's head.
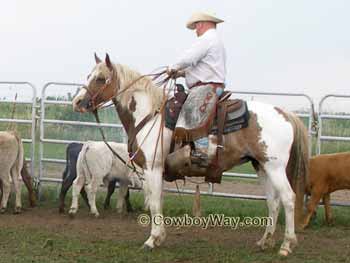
[73,53,117,112]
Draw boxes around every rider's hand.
[166,67,178,79]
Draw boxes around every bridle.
[82,67,119,112]
[83,66,168,112]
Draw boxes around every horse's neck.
[118,90,154,127]
[113,64,165,136]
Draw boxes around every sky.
[1,0,350,111]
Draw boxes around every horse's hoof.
[279,248,290,257]
[58,208,65,214]
[257,238,275,250]
[0,208,6,214]
[13,207,22,214]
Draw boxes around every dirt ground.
[1,200,350,263]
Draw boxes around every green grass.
[2,187,350,262]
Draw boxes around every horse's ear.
[94,53,101,64]
[105,53,113,70]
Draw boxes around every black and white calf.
[59,142,135,214]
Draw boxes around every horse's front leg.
[142,167,166,250]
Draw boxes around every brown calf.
[301,152,350,228]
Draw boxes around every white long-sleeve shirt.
[170,28,226,88]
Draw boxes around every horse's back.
[246,101,295,149]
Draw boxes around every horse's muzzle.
[74,97,93,113]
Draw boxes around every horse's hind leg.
[11,166,22,214]
[257,174,280,250]
[0,172,11,213]
[265,163,297,256]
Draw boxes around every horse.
[301,152,350,228]
[0,131,24,213]
[58,142,133,213]
[68,141,142,217]
[72,54,309,256]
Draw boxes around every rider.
[167,11,226,165]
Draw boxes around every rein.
[92,109,143,178]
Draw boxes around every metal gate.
[0,82,37,178]
[38,86,316,201]
[317,94,350,154]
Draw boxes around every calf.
[301,152,350,228]
[69,141,142,218]
[59,142,132,213]
[0,158,36,209]
[0,131,24,213]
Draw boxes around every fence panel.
[0,82,37,178]
[317,94,350,154]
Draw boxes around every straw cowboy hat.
[186,12,224,30]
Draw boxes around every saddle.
[165,89,250,137]
[164,86,250,184]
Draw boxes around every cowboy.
[167,11,226,165]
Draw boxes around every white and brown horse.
[72,54,309,256]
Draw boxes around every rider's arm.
[169,36,210,71]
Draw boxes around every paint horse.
[72,54,309,256]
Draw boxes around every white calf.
[69,141,142,217]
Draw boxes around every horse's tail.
[285,112,309,226]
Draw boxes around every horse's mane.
[114,64,166,114]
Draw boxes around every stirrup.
[190,149,209,168]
